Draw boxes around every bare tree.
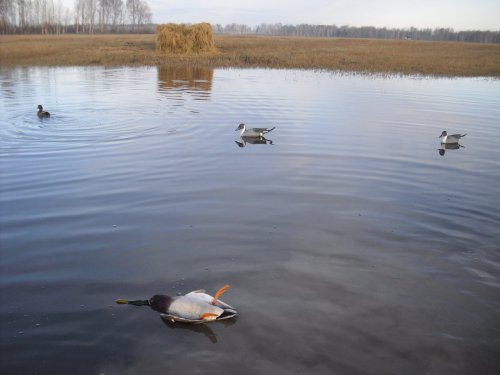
[109,0,123,30]
[98,0,110,32]
[135,0,150,26]
[126,0,150,32]
[1,0,126,34]
[0,0,15,33]
[3,2,496,42]
[125,0,137,31]
[75,0,85,32]
[16,0,26,31]
[218,22,500,44]
[87,0,96,33]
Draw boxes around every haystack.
[156,23,215,54]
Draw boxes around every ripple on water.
[1,109,166,153]
[1,67,500,375]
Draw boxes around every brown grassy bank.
[1,34,500,76]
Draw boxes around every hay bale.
[156,23,215,54]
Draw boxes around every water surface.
[1,67,500,374]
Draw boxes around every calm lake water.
[1,66,499,374]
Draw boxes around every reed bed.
[156,23,215,54]
[1,34,499,76]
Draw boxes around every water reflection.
[37,115,50,123]
[157,66,213,99]
[144,295,237,344]
[2,66,500,375]
[0,68,18,98]
[161,317,237,344]
[235,136,274,148]
[439,143,464,156]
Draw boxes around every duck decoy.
[37,105,50,117]
[439,131,466,144]
[235,123,275,137]
[116,284,237,324]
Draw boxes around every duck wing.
[251,127,275,133]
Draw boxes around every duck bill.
[115,299,149,306]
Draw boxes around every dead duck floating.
[37,105,50,117]
[116,284,237,324]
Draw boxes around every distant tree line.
[1,2,498,44]
[214,23,500,44]
[0,0,153,34]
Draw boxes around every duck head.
[38,105,44,111]
[149,294,173,313]
[439,131,447,138]
[235,123,245,131]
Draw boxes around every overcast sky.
[63,0,500,30]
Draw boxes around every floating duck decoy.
[116,284,237,324]
[235,123,275,137]
[439,131,466,144]
[37,105,50,118]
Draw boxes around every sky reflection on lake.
[1,66,500,375]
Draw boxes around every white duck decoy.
[439,131,466,144]
[235,123,275,137]
[116,284,237,324]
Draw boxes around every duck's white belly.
[168,296,222,320]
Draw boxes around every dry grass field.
[1,34,499,76]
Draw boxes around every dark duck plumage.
[37,105,50,117]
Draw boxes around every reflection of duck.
[439,143,464,156]
[162,313,237,344]
[235,135,274,148]
[235,123,275,137]
[439,131,466,144]
[162,318,219,343]
[37,105,50,117]
[116,285,237,324]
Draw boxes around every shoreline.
[1,34,500,77]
